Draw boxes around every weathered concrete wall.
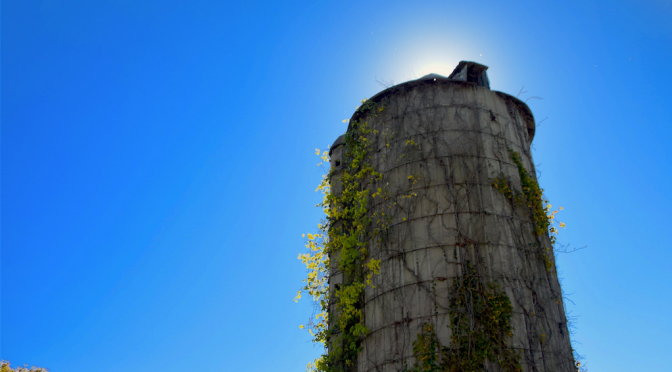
[329,63,575,372]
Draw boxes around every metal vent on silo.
[448,60,491,89]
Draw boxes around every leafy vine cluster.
[492,150,564,271]
[297,100,388,372]
[409,264,520,371]
[0,361,47,372]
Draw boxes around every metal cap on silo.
[448,60,491,89]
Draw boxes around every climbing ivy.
[445,264,521,372]
[493,150,565,270]
[297,100,386,372]
[409,323,441,372]
[509,151,549,237]
[492,174,517,205]
[407,264,521,372]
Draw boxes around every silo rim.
[346,77,536,143]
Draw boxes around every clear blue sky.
[3,0,671,371]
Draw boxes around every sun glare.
[369,29,491,89]
[414,62,456,79]
[395,46,481,84]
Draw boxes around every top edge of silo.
[345,61,536,141]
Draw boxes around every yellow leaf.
[315,149,320,155]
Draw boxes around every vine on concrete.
[408,264,521,372]
[493,150,565,271]
[509,151,549,237]
[446,263,521,372]
[297,100,387,372]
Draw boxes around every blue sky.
[2,0,671,370]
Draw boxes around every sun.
[414,61,457,78]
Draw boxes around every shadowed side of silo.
[328,62,576,372]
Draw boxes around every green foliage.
[410,323,441,372]
[445,264,521,372]
[509,151,548,236]
[492,175,517,204]
[408,264,521,372]
[0,361,48,372]
[493,150,566,271]
[297,101,386,372]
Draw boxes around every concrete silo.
[327,61,576,372]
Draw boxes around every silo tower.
[327,61,576,372]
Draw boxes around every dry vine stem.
[298,62,581,372]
